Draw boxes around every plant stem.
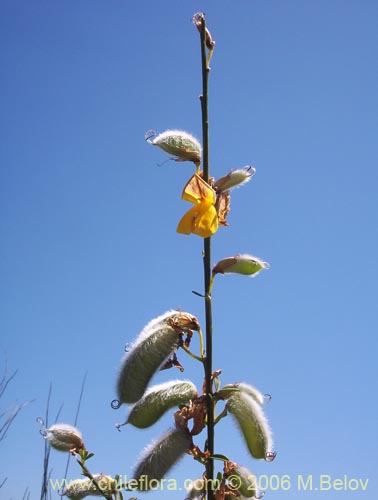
[198,15,214,500]
[78,458,113,500]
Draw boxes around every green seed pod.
[213,254,269,278]
[214,166,256,193]
[229,465,258,498]
[146,129,202,166]
[44,423,84,453]
[127,380,198,428]
[133,428,191,490]
[219,382,265,406]
[117,311,198,404]
[62,474,117,499]
[227,392,274,460]
[237,383,266,405]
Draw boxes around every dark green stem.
[198,15,214,500]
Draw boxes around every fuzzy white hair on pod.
[185,478,207,500]
[139,379,196,397]
[62,474,116,499]
[146,129,202,164]
[45,423,83,452]
[227,392,274,460]
[126,379,198,428]
[133,428,191,489]
[116,311,182,404]
[237,382,265,406]
[131,310,179,348]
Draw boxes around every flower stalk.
[196,13,215,499]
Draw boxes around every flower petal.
[181,174,216,204]
[192,203,218,237]
[177,205,202,234]
[177,202,218,238]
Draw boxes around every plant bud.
[44,423,84,453]
[133,428,191,489]
[192,13,215,50]
[127,380,198,428]
[218,382,265,406]
[62,474,117,499]
[146,129,201,166]
[227,392,274,460]
[214,166,256,193]
[212,254,269,277]
[117,311,199,404]
[229,465,258,498]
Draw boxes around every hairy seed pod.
[218,382,265,406]
[62,474,117,499]
[214,166,256,193]
[229,465,258,498]
[227,392,273,460]
[185,478,207,499]
[146,129,202,165]
[127,380,198,428]
[237,383,266,405]
[44,423,84,453]
[133,428,191,489]
[213,254,269,278]
[117,311,198,404]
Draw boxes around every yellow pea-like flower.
[177,174,218,238]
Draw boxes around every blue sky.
[1,0,377,498]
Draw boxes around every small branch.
[77,456,113,500]
[181,345,205,363]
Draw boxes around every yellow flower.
[177,174,218,238]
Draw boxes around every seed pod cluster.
[133,428,192,490]
[44,423,84,453]
[127,380,198,428]
[146,129,202,166]
[62,474,117,499]
[117,310,199,404]
[226,391,273,460]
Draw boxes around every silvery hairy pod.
[214,166,256,193]
[126,380,198,428]
[116,310,200,404]
[213,254,269,278]
[133,428,192,490]
[218,382,266,406]
[146,129,202,167]
[227,464,259,498]
[62,474,117,499]
[226,391,274,461]
[44,423,84,453]
[185,478,207,499]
